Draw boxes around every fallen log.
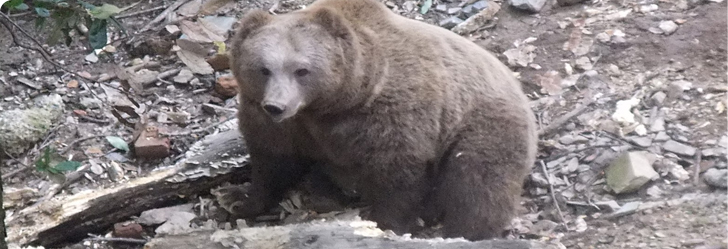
[144,219,561,249]
[6,123,250,248]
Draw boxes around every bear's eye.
[260,68,271,76]
[294,68,309,77]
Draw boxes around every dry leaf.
[503,45,536,67]
[571,37,593,56]
[176,39,214,75]
[179,20,226,43]
[177,0,202,16]
[539,70,563,95]
[66,79,79,88]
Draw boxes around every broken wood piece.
[145,219,561,249]
[6,127,249,247]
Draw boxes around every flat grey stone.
[663,140,697,157]
[628,136,653,147]
[447,7,462,14]
[510,0,548,12]
[653,131,670,142]
[439,16,464,29]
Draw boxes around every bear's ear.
[309,7,351,39]
[233,10,273,41]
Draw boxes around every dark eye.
[260,68,271,76]
[295,68,309,77]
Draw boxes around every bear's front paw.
[212,183,266,217]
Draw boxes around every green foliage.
[2,0,131,50]
[420,0,432,14]
[4,0,29,11]
[34,147,82,175]
[105,136,129,152]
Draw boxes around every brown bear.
[220,0,538,240]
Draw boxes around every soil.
[0,0,726,248]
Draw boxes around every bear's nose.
[262,103,286,116]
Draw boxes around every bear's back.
[308,0,526,104]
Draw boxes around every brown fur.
[223,0,537,240]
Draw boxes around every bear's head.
[230,7,361,123]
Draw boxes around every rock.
[594,200,621,212]
[461,4,476,16]
[650,116,666,132]
[605,151,659,194]
[113,222,144,239]
[645,185,663,197]
[682,239,706,247]
[85,53,99,63]
[79,97,103,109]
[638,4,659,13]
[611,98,640,126]
[90,163,106,175]
[447,7,462,14]
[155,211,196,235]
[671,79,693,91]
[530,173,550,187]
[214,75,239,98]
[403,1,417,12]
[659,21,678,35]
[138,204,196,225]
[596,32,611,43]
[503,45,537,68]
[702,148,725,157]
[607,64,620,75]
[133,126,171,159]
[651,91,667,106]
[0,94,65,156]
[559,134,589,145]
[564,157,579,174]
[719,136,728,148]
[471,0,488,10]
[628,136,653,147]
[173,68,195,84]
[703,168,727,188]
[510,0,547,12]
[662,140,697,157]
[633,124,647,136]
[583,70,598,78]
[663,160,690,181]
[435,4,448,12]
[604,201,641,219]
[715,161,727,169]
[165,111,190,124]
[575,56,593,70]
[439,16,464,29]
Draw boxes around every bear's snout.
[262,102,286,116]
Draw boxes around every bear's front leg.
[327,117,437,235]
[215,103,309,218]
[215,153,307,217]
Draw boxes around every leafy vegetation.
[34,147,81,175]
[2,0,133,49]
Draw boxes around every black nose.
[262,103,285,116]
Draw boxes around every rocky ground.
[0,0,726,248]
